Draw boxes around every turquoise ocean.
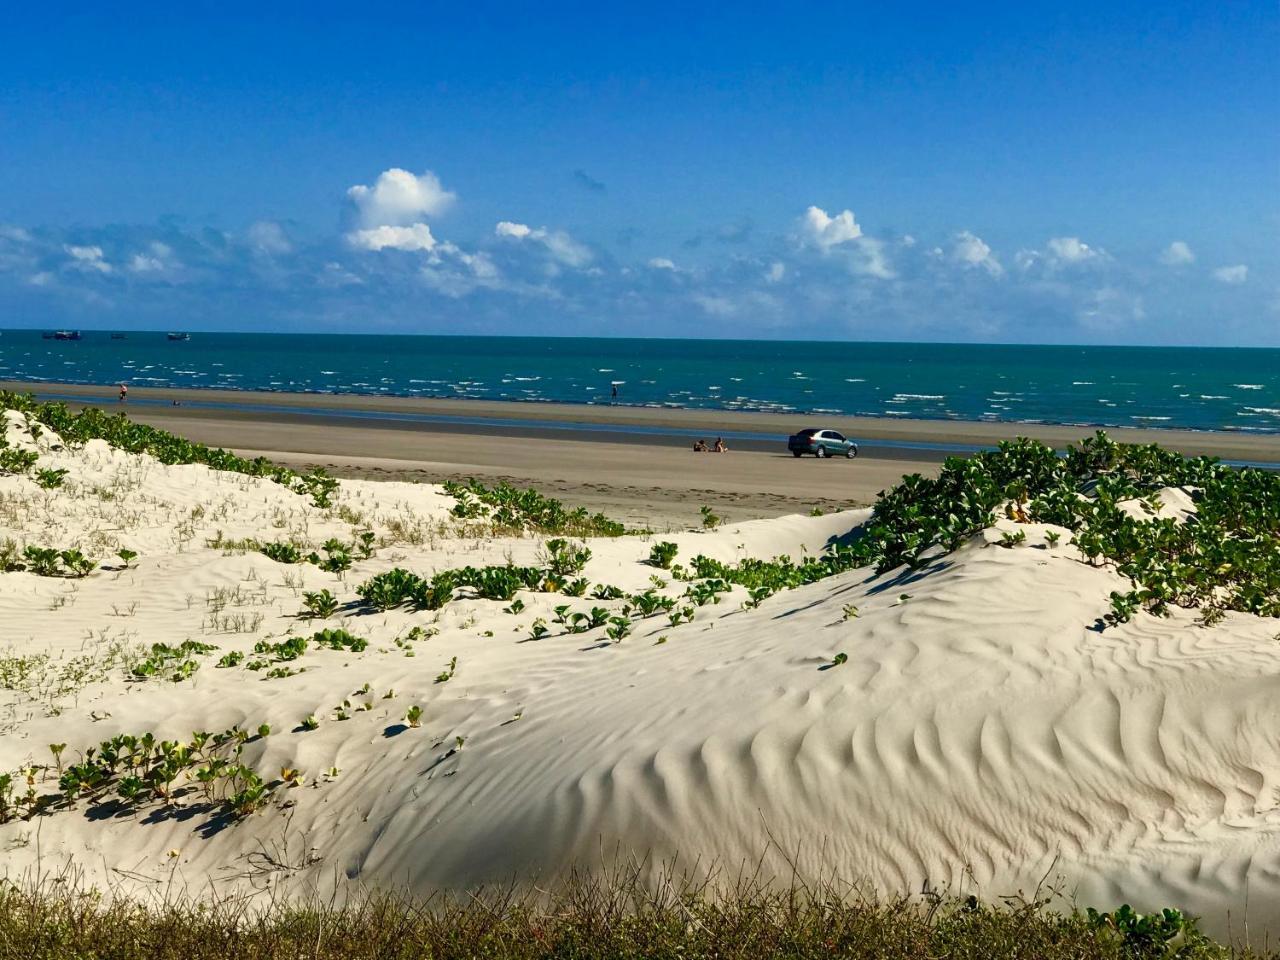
[1,331,1277,435]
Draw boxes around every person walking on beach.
[611,384,618,402]
[118,383,128,403]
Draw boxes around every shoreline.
[4,379,1279,528]
[5,379,1280,464]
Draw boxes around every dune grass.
[0,870,1268,960]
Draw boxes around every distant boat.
[51,330,82,341]
[166,332,191,342]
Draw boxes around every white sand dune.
[2,411,1278,936]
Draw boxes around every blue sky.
[0,2,1276,344]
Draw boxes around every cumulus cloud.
[802,206,862,250]
[129,254,162,272]
[647,257,676,270]
[347,168,455,228]
[1160,241,1194,266]
[1016,236,1108,272]
[495,221,532,239]
[1046,236,1104,264]
[800,205,894,278]
[348,223,438,252]
[1213,264,1248,285]
[494,221,592,268]
[853,236,894,279]
[952,230,1003,276]
[64,244,112,273]
[127,241,175,274]
[248,220,292,255]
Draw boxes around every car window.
[829,432,845,441]
[797,428,819,437]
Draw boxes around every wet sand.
[6,380,1278,529]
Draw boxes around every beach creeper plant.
[646,541,679,569]
[0,391,339,507]
[670,432,1280,628]
[539,538,592,576]
[2,545,99,578]
[441,478,626,537]
[33,467,69,489]
[0,724,283,825]
[302,589,340,619]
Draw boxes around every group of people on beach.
[693,437,728,453]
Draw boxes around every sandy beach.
[1,388,1280,941]
[6,381,1279,530]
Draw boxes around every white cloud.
[856,237,894,279]
[63,244,112,273]
[128,241,174,274]
[764,261,786,283]
[248,220,292,254]
[348,168,455,228]
[129,253,163,272]
[1213,264,1248,285]
[1160,240,1194,266]
[1046,236,1103,264]
[800,206,893,278]
[647,257,676,270]
[801,205,862,250]
[494,221,592,268]
[1016,236,1107,272]
[348,223,438,252]
[495,221,532,239]
[28,271,53,287]
[952,230,1003,276]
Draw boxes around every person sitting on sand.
[713,437,727,453]
[693,439,707,452]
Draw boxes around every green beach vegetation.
[0,875,1265,959]
[0,391,339,506]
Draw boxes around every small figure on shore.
[611,384,618,402]
[713,437,727,453]
[693,439,707,452]
[118,383,128,403]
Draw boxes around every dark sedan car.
[787,428,859,458]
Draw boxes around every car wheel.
[816,446,827,458]
[792,450,801,458]
[845,445,857,459]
